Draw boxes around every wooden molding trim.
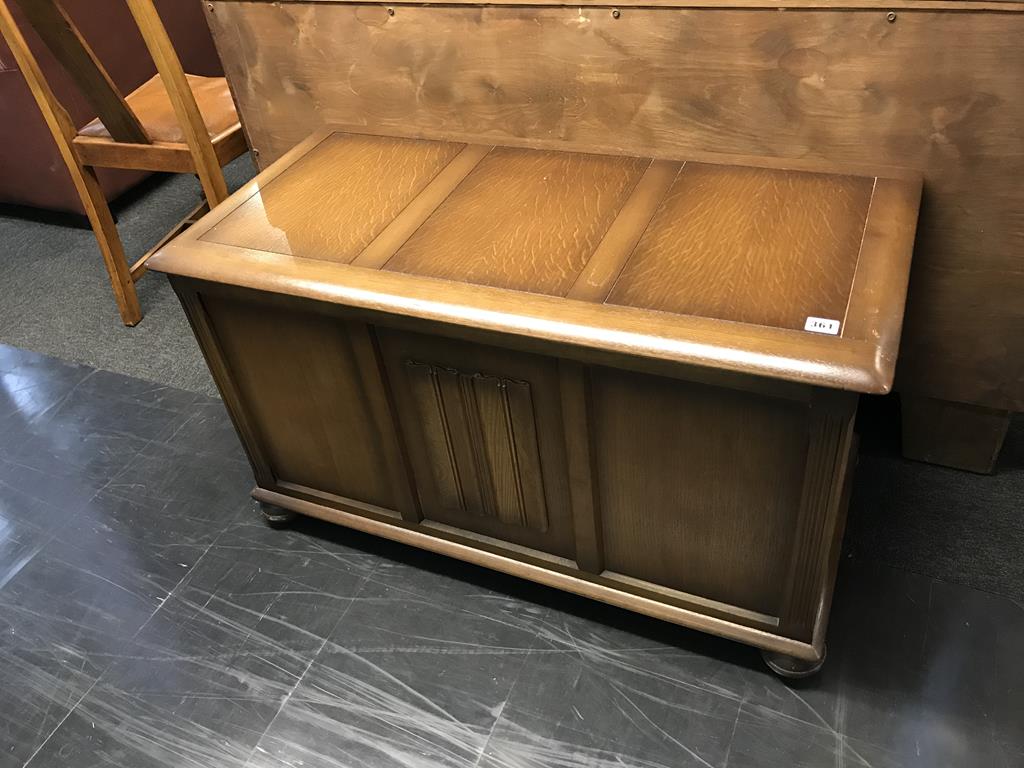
[352,143,492,269]
[173,286,277,486]
[155,242,896,393]
[151,129,919,395]
[558,360,604,574]
[567,159,681,303]
[779,393,856,641]
[210,0,1024,12]
[252,485,824,661]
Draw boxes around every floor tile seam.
[118,513,241,648]
[297,556,487,665]
[235,553,384,767]
[317,645,549,656]
[602,677,722,768]
[353,570,517,605]
[230,552,382,652]
[23,368,99,427]
[469,647,537,768]
[719,698,745,768]
[209,544,382,559]
[19,676,100,768]
[238,635,331,768]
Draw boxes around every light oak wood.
[558,359,604,574]
[203,0,1024,471]
[73,126,248,172]
[202,294,409,509]
[153,131,918,667]
[0,0,140,323]
[129,198,209,281]
[566,159,682,303]
[124,0,228,204]
[384,148,649,294]
[605,165,875,331]
[589,364,812,617]
[237,0,1024,7]
[0,0,247,325]
[351,143,493,270]
[156,130,921,395]
[76,73,239,146]
[378,328,577,557]
[203,132,465,261]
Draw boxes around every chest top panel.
[200,131,878,333]
[153,129,921,393]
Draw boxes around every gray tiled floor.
[0,342,1021,768]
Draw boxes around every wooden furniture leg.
[762,648,827,679]
[901,395,1012,474]
[78,163,143,325]
[1,0,245,325]
[0,0,141,325]
[258,499,297,528]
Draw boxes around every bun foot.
[259,502,296,529]
[762,647,826,679]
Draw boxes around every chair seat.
[78,73,239,143]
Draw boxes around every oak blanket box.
[150,129,921,675]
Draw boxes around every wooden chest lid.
[150,129,921,393]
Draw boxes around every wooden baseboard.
[901,396,1011,474]
[252,486,824,662]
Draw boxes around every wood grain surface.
[566,159,682,303]
[224,0,1024,8]
[591,364,809,616]
[200,294,406,510]
[384,147,648,295]
[202,132,464,261]
[205,0,1024,411]
[151,129,919,395]
[377,328,577,558]
[173,278,857,658]
[606,163,874,331]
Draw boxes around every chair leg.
[0,0,140,324]
[78,164,142,326]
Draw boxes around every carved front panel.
[378,328,576,559]
[404,361,548,532]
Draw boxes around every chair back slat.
[126,0,227,202]
[14,0,150,143]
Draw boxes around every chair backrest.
[0,0,227,200]
[1,0,153,142]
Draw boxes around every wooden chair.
[0,0,247,325]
